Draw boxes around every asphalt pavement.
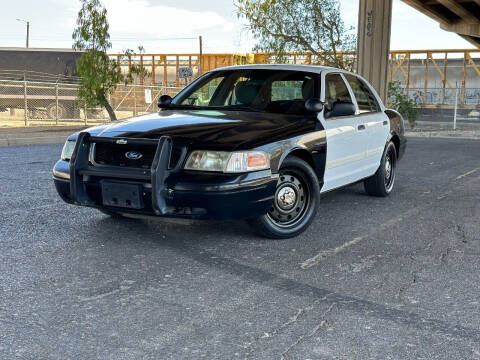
[1,137,480,359]
[0,126,88,146]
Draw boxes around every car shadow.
[93,182,372,245]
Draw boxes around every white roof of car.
[211,63,349,74]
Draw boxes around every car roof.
[210,63,353,75]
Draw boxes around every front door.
[320,73,366,193]
[344,74,390,177]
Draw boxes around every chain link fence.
[0,79,184,126]
[401,87,480,131]
[2,78,480,132]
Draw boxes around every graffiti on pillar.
[367,11,374,37]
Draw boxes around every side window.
[324,74,353,117]
[345,75,380,113]
[271,80,303,101]
[225,77,262,106]
[179,76,225,106]
[271,75,314,101]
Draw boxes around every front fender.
[385,109,407,160]
[261,129,327,184]
[385,109,405,138]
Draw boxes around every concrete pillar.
[357,0,393,103]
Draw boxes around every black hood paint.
[87,110,317,150]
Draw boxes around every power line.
[0,35,199,41]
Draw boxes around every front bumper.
[53,133,277,220]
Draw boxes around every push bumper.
[53,133,277,220]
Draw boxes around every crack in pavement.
[439,247,452,264]
[161,239,480,344]
[396,271,420,304]
[280,303,336,360]
[243,296,331,359]
[300,206,422,269]
[455,224,469,244]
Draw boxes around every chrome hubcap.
[385,155,392,181]
[276,186,297,210]
[268,172,309,227]
[384,150,395,191]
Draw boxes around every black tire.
[247,157,320,239]
[98,208,124,218]
[364,141,397,197]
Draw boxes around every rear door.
[344,74,389,177]
[320,73,366,192]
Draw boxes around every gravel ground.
[1,137,479,359]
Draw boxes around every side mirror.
[329,101,356,117]
[158,95,172,109]
[305,98,324,113]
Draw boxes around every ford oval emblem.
[125,151,143,160]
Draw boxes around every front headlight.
[184,150,270,173]
[61,139,77,161]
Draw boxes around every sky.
[0,0,475,53]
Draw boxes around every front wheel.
[364,141,397,197]
[247,157,320,239]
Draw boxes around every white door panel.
[320,72,367,193]
[320,118,366,193]
[357,113,390,177]
[343,74,391,179]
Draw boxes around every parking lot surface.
[1,137,480,359]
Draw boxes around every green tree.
[236,0,356,70]
[72,0,147,121]
[388,81,418,129]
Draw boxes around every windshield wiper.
[224,105,266,113]
[166,104,266,113]
[167,104,204,110]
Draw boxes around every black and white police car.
[53,64,406,239]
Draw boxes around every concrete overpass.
[402,0,480,47]
[357,0,480,101]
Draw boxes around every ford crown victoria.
[53,65,406,239]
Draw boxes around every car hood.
[79,110,315,150]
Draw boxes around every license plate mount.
[101,181,144,209]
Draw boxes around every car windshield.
[171,69,319,115]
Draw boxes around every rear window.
[345,74,380,113]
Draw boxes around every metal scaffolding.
[109,49,480,108]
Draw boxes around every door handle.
[383,120,388,126]
[358,124,366,131]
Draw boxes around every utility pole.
[199,35,203,75]
[16,18,30,48]
[26,21,29,48]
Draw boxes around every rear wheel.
[364,141,397,197]
[247,157,320,239]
